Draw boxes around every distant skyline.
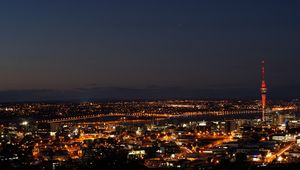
[0,1,299,101]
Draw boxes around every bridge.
[36,113,126,123]
[36,109,260,124]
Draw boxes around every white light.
[50,132,56,137]
[277,156,283,162]
[21,121,28,126]
[156,150,162,153]
[252,157,260,162]
[199,121,207,126]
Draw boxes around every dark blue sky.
[0,0,299,101]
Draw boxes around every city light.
[20,121,28,126]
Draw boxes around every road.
[265,142,295,163]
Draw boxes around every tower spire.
[262,60,265,81]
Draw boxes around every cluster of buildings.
[0,109,300,170]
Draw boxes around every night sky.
[0,0,299,101]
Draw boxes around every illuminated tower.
[261,60,267,121]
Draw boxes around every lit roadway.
[174,134,234,160]
[265,142,295,163]
[205,136,234,149]
[38,110,259,123]
[36,113,126,123]
[62,118,166,126]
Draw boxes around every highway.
[265,142,295,163]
